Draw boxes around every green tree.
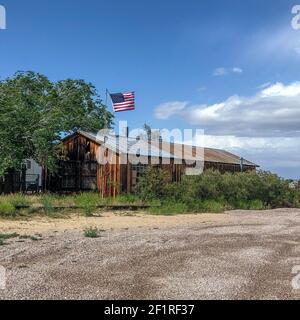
[0,71,113,177]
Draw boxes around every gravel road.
[0,209,300,300]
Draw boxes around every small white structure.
[24,159,43,188]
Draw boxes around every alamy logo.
[0,5,6,30]
[0,265,6,290]
[292,265,300,290]
[292,5,300,30]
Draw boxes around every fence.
[48,160,98,192]
[0,170,22,194]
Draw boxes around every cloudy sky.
[1,0,300,178]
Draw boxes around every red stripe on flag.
[114,102,134,107]
[114,106,135,110]
[114,105,135,109]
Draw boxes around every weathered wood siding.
[57,133,257,197]
[61,134,122,197]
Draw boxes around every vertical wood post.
[126,126,131,193]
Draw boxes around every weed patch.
[0,202,16,217]
[75,193,101,217]
[0,233,20,240]
[84,227,103,238]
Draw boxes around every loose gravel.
[0,209,299,300]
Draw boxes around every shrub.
[232,199,264,210]
[254,171,288,208]
[135,167,172,201]
[0,233,19,240]
[148,201,189,215]
[291,188,300,208]
[248,199,265,210]
[9,194,31,208]
[75,193,100,217]
[84,227,100,238]
[0,194,32,217]
[198,199,225,213]
[0,233,20,245]
[0,201,16,217]
[41,195,55,215]
[137,168,299,212]
[113,194,141,204]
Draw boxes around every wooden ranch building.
[48,130,258,197]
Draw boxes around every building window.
[26,160,32,170]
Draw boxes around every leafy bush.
[136,168,300,213]
[248,199,265,210]
[0,194,31,217]
[148,201,189,215]
[198,199,225,213]
[84,227,101,238]
[134,167,172,201]
[113,194,141,204]
[233,199,264,210]
[0,169,298,218]
[0,201,16,217]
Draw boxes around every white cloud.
[258,82,272,89]
[260,82,300,97]
[213,67,228,76]
[155,82,300,137]
[232,67,243,74]
[155,82,300,177]
[213,67,243,76]
[246,26,300,60]
[154,101,188,120]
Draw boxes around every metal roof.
[150,141,257,166]
[76,130,258,167]
[77,130,176,160]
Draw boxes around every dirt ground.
[0,209,300,300]
[0,211,229,235]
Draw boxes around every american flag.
[109,92,135,113]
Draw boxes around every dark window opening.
[26,160,32,170]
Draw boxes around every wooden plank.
[15,204,153,211]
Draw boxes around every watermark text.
[95,121,205,176]
[0,265,6,290]
[0,5,6,30]
[292,5,300,30]
[292,265,300,290]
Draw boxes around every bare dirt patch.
[0,211,229,235]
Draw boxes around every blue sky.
[1,0,300,178]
